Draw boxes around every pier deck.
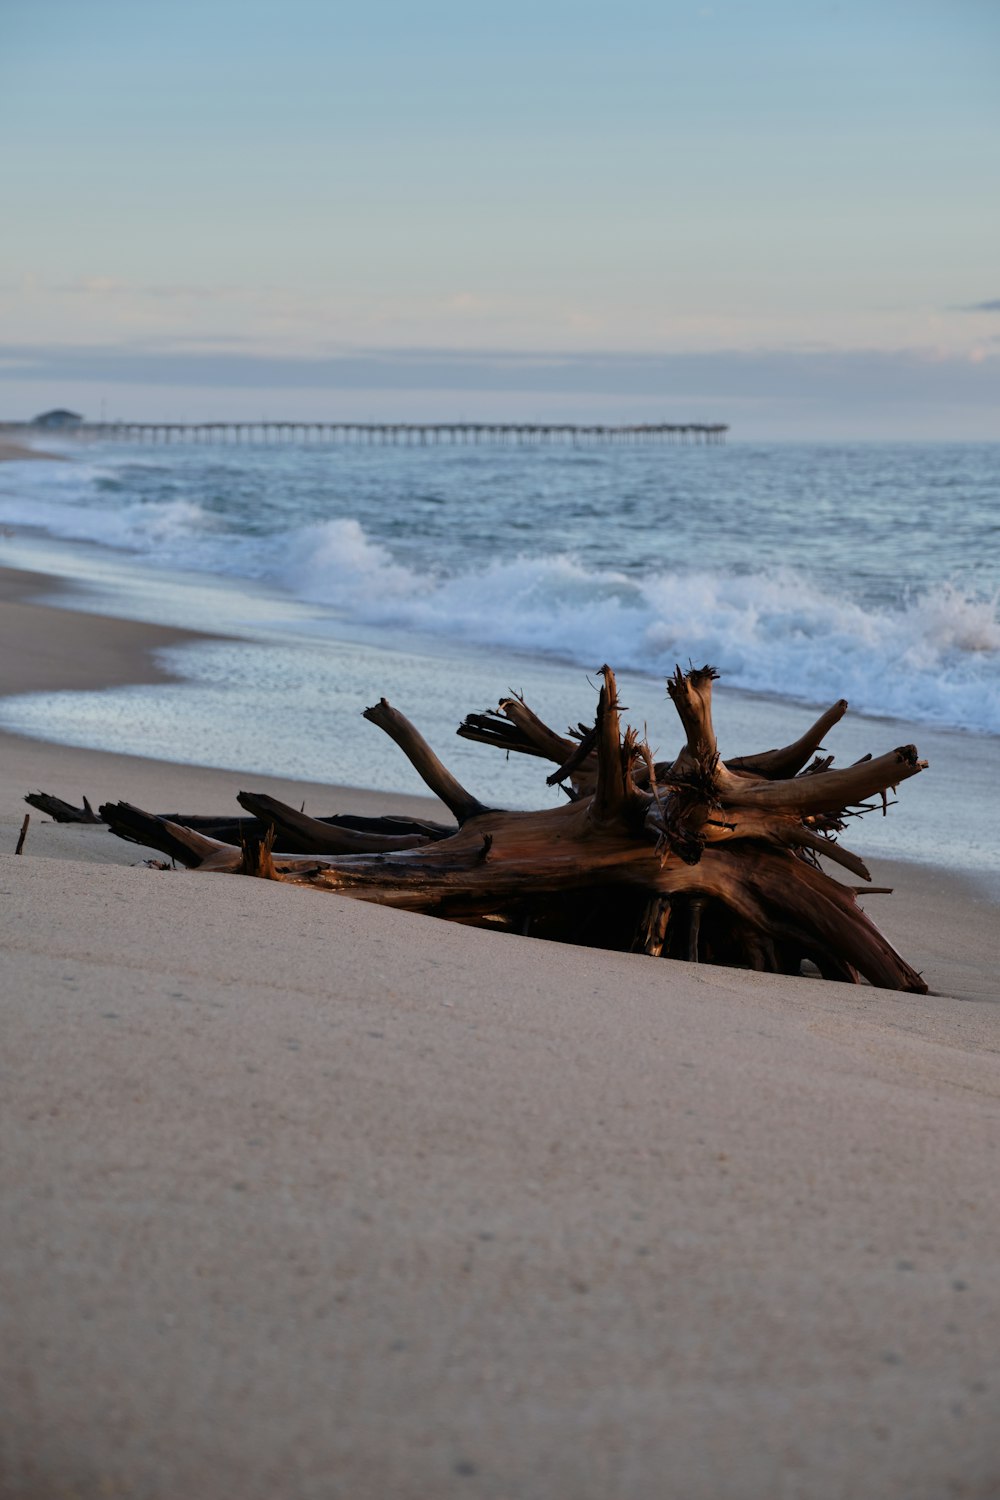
[29,421,728,447]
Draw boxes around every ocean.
[1,437,998,876]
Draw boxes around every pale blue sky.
[2,0,999,434]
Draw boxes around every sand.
[0,437,64,463]
[1,564,998,1500]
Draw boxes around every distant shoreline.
[0,437,64,462]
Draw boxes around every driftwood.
[24,792,451,853]
[74,664,929,993]
[24,791,102,824]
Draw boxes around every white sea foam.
[273,518,1000,734]
[2,454,998,736]
[0,464,217,556]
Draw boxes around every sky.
[2,0,999,437]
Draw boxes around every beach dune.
[1,569,998,1500]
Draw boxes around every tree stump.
[87,664,928,993]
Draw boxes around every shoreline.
[2,548,999,1498]
[0,562,210,695]
[0,561,452,837]
[2,554,997,896]
[0,436,65,463]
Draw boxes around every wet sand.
[0,437,64,463]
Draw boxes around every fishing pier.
[70,420,728,447]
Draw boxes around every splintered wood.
[43,664,929,992]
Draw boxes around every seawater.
[1,438,998,874]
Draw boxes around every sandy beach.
[0,437,64,464]
[1,560,999,1500]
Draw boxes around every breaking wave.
[2,456,998,735]
[278,518,1000,733]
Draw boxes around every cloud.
[53,278,245,302]
[957,299,1000,313]
[1,342,998,409]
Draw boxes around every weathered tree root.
[86,664,929,993]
